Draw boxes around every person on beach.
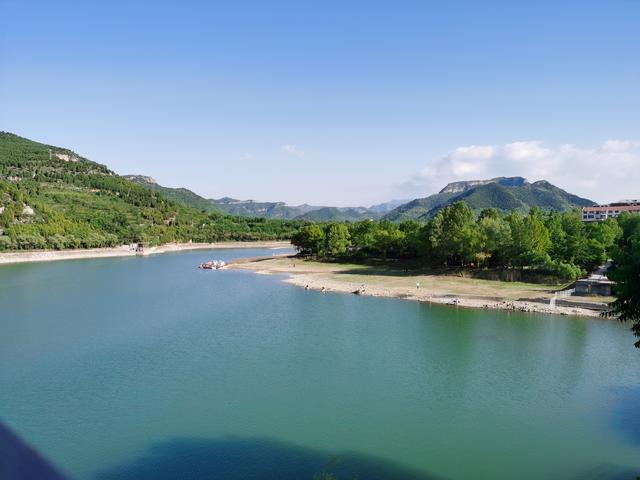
[416,282,420,289]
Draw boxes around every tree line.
[292,201,622,280]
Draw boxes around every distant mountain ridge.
[122,175,220,213]
[439,176,528,194]
[384,176,594,221]
[209,197,406,221]
[208,197,316,219]
[124,175,403,221]
[125,174,593,223]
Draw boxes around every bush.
[14,233,47,250]
[540,257,583,280]
[47,234,67,250]
[0,236,14,250]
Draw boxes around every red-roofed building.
[582,200,640,222]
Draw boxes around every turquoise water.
[0,248,639,480]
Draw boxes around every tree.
[291,224,325,255]
[545,210,566,261]
[371,220,405,259]
[0,204,14,228]
[478,207,500,221]
[324,224,351,256]
[606,213,640,347]
[559,212,588,266]
[508,211,551,267]
[349,220,377,253]
[584,218,622,270]
[477,215,512,266]
[398,220,422,257]
[587,218,622,249]
[431,202,478,266]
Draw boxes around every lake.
[0,248,639,479]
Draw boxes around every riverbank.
[230,256,613,318]
[0,241,292,265]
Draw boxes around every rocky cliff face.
[122,175,158,185]
[439,176,528,194]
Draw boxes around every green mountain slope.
[295,206,377,221]
[385,177,594,221]
[122,175,220,213]
[0,132,300,250]
[126,176,385,221]
[209,197,317,219]
[383,192,459,221]
[210,200,382,221]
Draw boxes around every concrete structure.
[574,262,615,297]
[582,200,640,222]
[575,276,614,296]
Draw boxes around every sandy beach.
[230,255,613,318]
[0,241,292,265]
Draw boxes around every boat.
[198,260,226,270]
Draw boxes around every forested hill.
[0,132,300,250]
[125,174,395,221]
[122,174,221,213]
[123,175,326,219]
[210,199,386,221]
[384,177,594,221]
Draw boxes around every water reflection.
[610,386,640,445]
[94,436,445,480]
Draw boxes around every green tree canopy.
[291,224,325,255]
[606,213,640,347]
[324,223,351,256]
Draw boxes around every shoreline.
[230,256,612,319]
[0,241,292,265]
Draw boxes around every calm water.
[1,248,639,480]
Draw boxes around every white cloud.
[502,141,550,161]
[402,139,640,203]
[281,144,304,158]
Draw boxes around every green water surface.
[0,248,639,479]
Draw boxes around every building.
[575,274,614,296]
[582,200,640,222]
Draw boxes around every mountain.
[0,132,299,251]
[122,175,220,213]
[295,207,376,221]
[210,200,382,221]
[438,176,528,194]
[368,199,411,214]
[125,176,386,221]
[385,176,594,221]
[208,197,317,219]
[13,132,593,241]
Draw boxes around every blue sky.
[1,0,639,205]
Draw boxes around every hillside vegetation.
[131,174,595,223]
[0,132,301,250]
[125,175,391,221]
[122,175,221,213]
[124,174,592,224]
